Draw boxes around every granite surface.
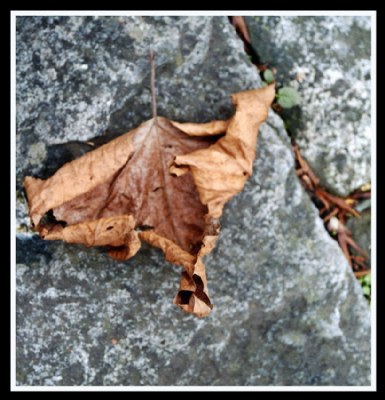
[247,16,371,197]
[16,16,370,386]
[347,211,371,265]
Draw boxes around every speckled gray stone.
[246,16,371,196]
[16,16,258,232]
[347,211,371,264]
[16,16,370,386]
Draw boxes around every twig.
[352,257,369,270]
[149,49,157,119]
[230,16,251,43]
[314,188,360,218]
[354,269,371,278]
[293,144,319,186]
[314,188,330,209]
[345,235,367,256]
[354,255,367,263]
[324,191,360,218]
[338,234,352,267]
[323,208,339,222]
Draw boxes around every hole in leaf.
[192,274,212,306]
[135,225,154,232]
[190,241,202,255]
[176,290,193,305]
[39,209,67,229]
[106,226,113,231]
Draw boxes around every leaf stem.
[150,49,157,119]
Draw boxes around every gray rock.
[16,15,256,232]
[16,16,370,386]
[246,16,371,196]
[347,211,371,264]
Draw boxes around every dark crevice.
[228,16,262,66]
[228,17,370,281]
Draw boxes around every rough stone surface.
[16,16,370,386]
[246,16,371,196]
[16,15,258,232]
[347,211,371,265]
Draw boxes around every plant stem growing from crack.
[150,49,157,119]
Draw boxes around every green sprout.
[358,272,371,303]
[276,87,300,108]
[263,69,275,84]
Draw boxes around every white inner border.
[11,10,376,392]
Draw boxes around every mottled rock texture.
[16,16,370,386]
[247,16,371,196]
[347,211,371,265]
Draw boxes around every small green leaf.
[277,87,300,108]
[263,69,275,83]
[363,273,371,284]
[363,286,370,296]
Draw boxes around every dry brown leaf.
[24,84,275,317]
